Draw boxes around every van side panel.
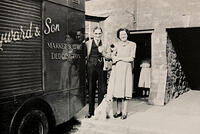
[0,0,42,133]
[43,1,86,125]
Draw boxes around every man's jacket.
[85,39,112,71]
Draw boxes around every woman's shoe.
[113,112,122,118]
[121,114,127,120]
[106,115,110,119]
[106,112,110,119]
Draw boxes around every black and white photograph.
[0,0,200,134]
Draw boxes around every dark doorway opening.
[167,28,200,90]
[128,33,151,97]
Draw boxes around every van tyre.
[15,110,49,134]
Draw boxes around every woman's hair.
[117,28,129,39]
[93,26,103,33]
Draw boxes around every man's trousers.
[87,61,107,115]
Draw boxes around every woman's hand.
[112,57,117,64]
[112,57,120,63]
[98,46,103,53]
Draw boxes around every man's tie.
[96,40,99,46]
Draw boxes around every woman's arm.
[115,42,136,63]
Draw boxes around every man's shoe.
[113,112,122,118]
[85,114,93,118]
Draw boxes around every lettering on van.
[72,0,80,4]
[0,22,40,51]
[47,41,82,60]
[50,52,81,60]
[47,42,81,50]
[0,17,60,51]
[44,17,60,35]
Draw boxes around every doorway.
[167,28,200,90]
[128,33,152,97]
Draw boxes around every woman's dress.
[112,41,136,98]
[92,40,136,119]
[138,62,151,88]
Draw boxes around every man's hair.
[117,28,129,39]
[77,28,85,34]
[93,26,103,33]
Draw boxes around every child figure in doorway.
[138,58,151,97]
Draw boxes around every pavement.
[72,90,200,134]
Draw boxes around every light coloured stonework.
[86,0,200,105]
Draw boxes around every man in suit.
[85,26,109,118]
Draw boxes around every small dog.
[93,94,113,120]
[92,44,117,120]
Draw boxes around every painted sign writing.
[47,42,81,50]
[72,0,80,4]
[0,17,60,51]
[47,41,81,60]
[44,17,60,35]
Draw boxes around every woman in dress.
[112,28,136,119]
[138,58,151,97]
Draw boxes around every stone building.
[85,0,200,105]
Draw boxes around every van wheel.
[17,110,49,134]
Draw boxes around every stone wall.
[86,0,137,46]
[165,36,190,104]
[86,0,200,105]
[148,29,167,106]
[137,0,200,30]
[137,0,199,105]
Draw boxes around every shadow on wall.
[165,33,191,104]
